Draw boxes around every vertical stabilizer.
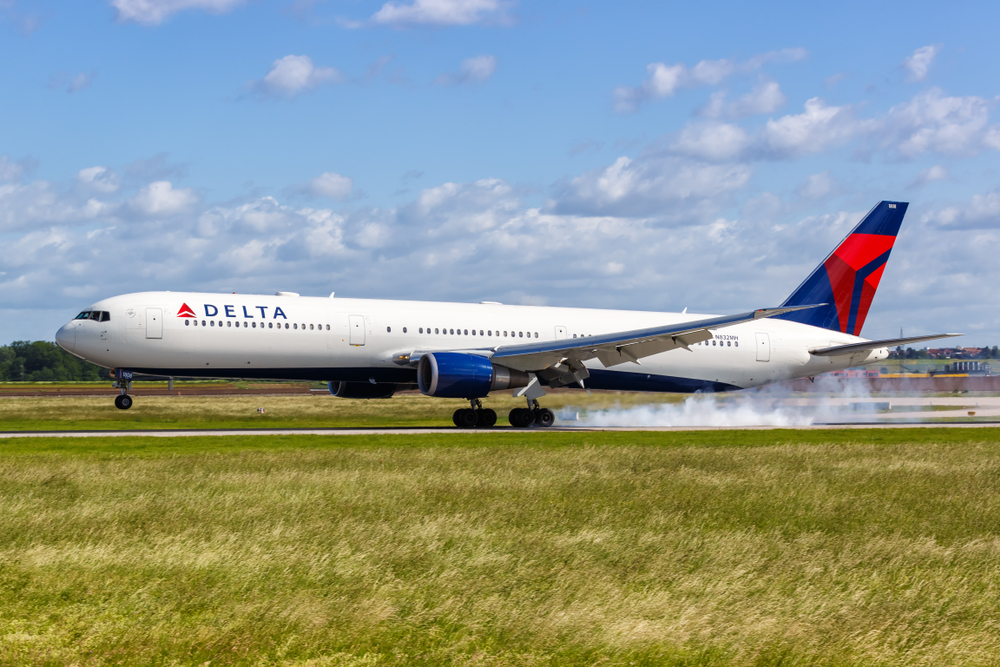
[777,201,907,335]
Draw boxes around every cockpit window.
[74,310,110,321]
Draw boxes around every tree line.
[0,341,108,381]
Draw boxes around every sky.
[1,0,998,347]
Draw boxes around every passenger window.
[450,329,454,335]
[735,341,739,347]
[202,320,206,326]
[519,332,523,338]
[252,322,257,328]
[227,321,231,328]
[403,327,407,333]
[387,326,391,333]
[727,340,731,347]
[488,330,492,336]
[464,329,468,335]
[503,331,507,337]
[268,322,273,329]
[185,320,190,327]
[534,332,538,338]
[480,330,484,336]
[310,324,314,330]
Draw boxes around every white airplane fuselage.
[56,291,885,393]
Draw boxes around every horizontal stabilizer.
[809,333,962,357]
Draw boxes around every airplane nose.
[55,323,76,352]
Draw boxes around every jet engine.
[417,352,529,399]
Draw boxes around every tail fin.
[777,200,907,335]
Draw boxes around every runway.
[1,421,999,438]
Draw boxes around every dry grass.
[1,431,1000,665]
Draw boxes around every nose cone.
[56,323,76,353]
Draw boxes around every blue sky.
[1,0,999,347]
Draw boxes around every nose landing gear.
[112,370,133,410]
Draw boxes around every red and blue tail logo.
[778,201,907,335]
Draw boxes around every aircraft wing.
[809,333,962,357]
[485,305,822,380]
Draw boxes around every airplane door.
[145,308,162,339]
[555,326,567,340]
[349,315,366,346]
[755,332,770,362]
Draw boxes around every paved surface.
[1,422,999,438]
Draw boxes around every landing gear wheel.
[115,394,133,410]
[453,408,478,429]
[476,408,497,428]
[534,408,555,427]
[508,408,534,428]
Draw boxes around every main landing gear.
[509,399,554,428]
[452,399,554,429]
[453,399,498,428]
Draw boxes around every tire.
[117,394,133,410]
[509,408,533,428]
[476,408,497,428]
[455,408,478,429]
[534,408,555,427]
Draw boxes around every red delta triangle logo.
[824,233,896,335]
[177,303,196,318]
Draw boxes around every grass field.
[0,391,693,431]
[3,428,1000,666]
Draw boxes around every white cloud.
[256,55,345,96]
[922,187,1000,230]
[110,0,246,25]
[76,166,120,193]
[614,48,807,113]
[909,165,948,188]
[699,81,787,119]
[882,88,989,157]
[433,54,497,85]
[4,163,1000,347]
[552,155,752,218]
[130,181,197,216]
[371,0,511,26]
[795,171,835,199]
[902,44,941,82]
[0,156,24,182]
[308,172,354,200]
[760,97,865,157]
[728,81,786,117]
[671,122,750,161]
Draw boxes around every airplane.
[55,200,958,428]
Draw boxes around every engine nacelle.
[328,381,397,399]
[417,352,529,398]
